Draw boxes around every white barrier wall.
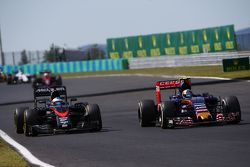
[128,52,250,69]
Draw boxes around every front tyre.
[160,101,176,129]
[222,96,241,124]
[86,104,102,131]
[14,107,28,134]
[24,109,38,136]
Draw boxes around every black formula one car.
[32,70,62,89]
[14,86,102,136]
[138,78,241,129]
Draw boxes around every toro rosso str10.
[14,86,102,136]
[138,78,241,129]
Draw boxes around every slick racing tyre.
[14,107,28,134]
[56,76,62,86]
[160,101,176,129]
[138,100,157,127]
[32,78,42,89]
[6,74,12,85]
[222,96,241,124]
[86,104,102,131]
[24,109,38,136]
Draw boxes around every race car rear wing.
[156,80,181,89]
[33,86,67,108]
[34,86,67,98]
[155,78,191,105]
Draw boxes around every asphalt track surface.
[0,76,250,167]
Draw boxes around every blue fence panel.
[1,58,128,74]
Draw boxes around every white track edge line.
[62,73,249,82]
[0,129,55,167]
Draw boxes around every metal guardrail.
[128,52,250,69]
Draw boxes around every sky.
[0,0,250,52]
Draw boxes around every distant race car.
[32,70,62,88]
[6,70,34,84]
[0,71,6,82]
[138,78,241,129]
[14,86,102,136]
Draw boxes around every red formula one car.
[32,70,62,89]
[138,78,241,129]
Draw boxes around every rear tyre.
[160,101,176,129]
[14,107,28,134]
[86,104,102,131]
[138,100,157,127]
[6,74,12,85]
[24,109,38,136]
[32,78,41,89]
[56,76,62,86]
[32,80,38,89]
[222,96,241,124]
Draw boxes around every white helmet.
[182,89,193,98]
[52,97,63,104]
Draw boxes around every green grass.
[0,138,30,167]
[61,65,250,79]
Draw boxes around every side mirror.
[38,100,46,104]
[70,98,77,102]
[37,100,47,107]
[70,98,77,105]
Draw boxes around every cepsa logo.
[158,80,180,88]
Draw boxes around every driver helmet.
[44,72,49,78]
[52,97,63,105]
[179,78,191,92]
[182,89,193,99]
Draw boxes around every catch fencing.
[1,50,45,66]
